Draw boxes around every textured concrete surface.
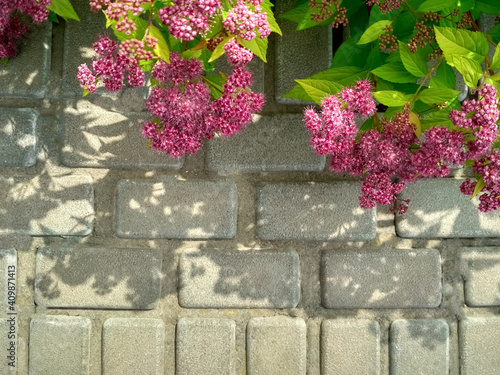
[115,178,237,239]
[321,319,380,375]
[176,318,235,375]
[321,249,442,308]
[178,249,300,308]
[247,317,307,375]
[461,247,500,306]
[390,319,449,375]
[35,247,162,309]
[207,114,325,174]
[61,102,183,169]
[460,317,500,375]
[396,179,500,238]
[257,182,376,240]
[1,5,499,375]
[0,108,38,167]
[29,315,91,375]
[0,24,51,98]
[0,175,94,236]
[102,318,165,375]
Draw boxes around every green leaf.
[365,46,385,70]
[139,59,155,73]
[331,36,370,68]
[1,58,7,66]
[398,41,428,77]
[241,36,268,62]
[417,0,457,11]
[262,0,282,36]
[487,23,500,44]
[281,83,313,102]
[82,88,91,98]
[372,63,419,83]
[418,88,460,104]
[360,117,374,131]
[204,75,224,99]
[373,91,412,106]
[181,50,202,59]
[430,62,456,89]
[113,16,148,41]
[490,46,500,70]
[476,0,500,14]
[47,0,80,21]
[420,111,455,131]
[434,26,489,65]
[358,20,391,45]
[383,106,404,120]
[149,25,170,63]
[208,37,231,63]
[307,66,368,86]
[472,176,486,198]
[279,2,338,31]
[393,10,416,39]
[48,10,59,23]
[452,55,483,88]
[295,79,343,105]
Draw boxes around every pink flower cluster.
[0,0,50,58]
[89,0,150,34]
[224,39,254,66]
[303,82,500,214]
[223,0,271,40]
[158,0,221,41]
[142,52,264,157]
[77,36,145,93]
[461,151,500,212]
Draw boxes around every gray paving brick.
[207,114,325,174]
[322,249,442,308]
[178,249,300,308]
[247,317,306,375]
[275,0,332,104]
[61,104,183,169]
[0,175,94,236]
[116,179,237,239]
[321,319,380,375]
[257,182,376,241]
[396,179,500,238]
[0,108,37,167]
[461,247,500,306]
[102,318,165,375]
[176,318,235,375]
[29,315,91,375]
[1,317,16,375]
[35,247,162,309]
[0,249,17,310]
[0,24,51,98]
[460,317,500,375]
[390,319,449,375]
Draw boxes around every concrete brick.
[321,249,442,308]
[207,114,325,174]
[275,0,332,104]
[257,182,376,241]
[0,108,37,167]
[176,318,235,375]
[35,247,162,309]
[390,319,449,375]
[29,315,91,375]
[1,317,16,375]
[321,319,380,375]
[0,249,17,310]
[247,317,306,375]
[178,249,300,308]
[61,104,183,169]
[0,24,51,98]
[0,175,94,236]
[396,179,500,238]
[116,179,237,239]
[460,317,500,375]
[102,318,165,375]
[461,247,500,306]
